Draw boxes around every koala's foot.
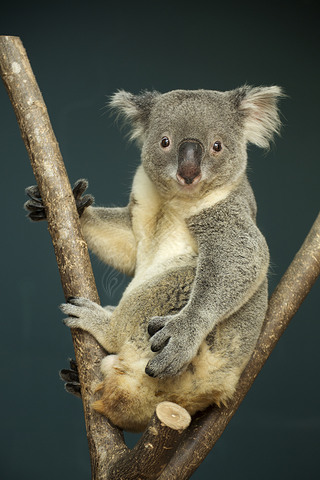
[59,358,81,398]
[24,179,94,221]
[60,297,111,350]
[145,313,199,378]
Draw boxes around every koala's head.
[110,86,283,197]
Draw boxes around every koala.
[25,85,283,432]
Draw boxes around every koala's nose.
[177,140,203,186]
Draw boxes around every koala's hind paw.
[60,297,111,350]
[60,297,107,329]
[59,358,81,398]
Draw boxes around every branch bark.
[1,35,319,480]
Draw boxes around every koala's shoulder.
[187,177,257,235]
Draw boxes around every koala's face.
[141,90,247,196]
[110,86,282,197]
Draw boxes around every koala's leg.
[80,206,136,275]
[163,279,269,413]
[89,265,197,431]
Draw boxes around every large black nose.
[177,140,203,185]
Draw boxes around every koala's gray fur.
[59,85,283,432]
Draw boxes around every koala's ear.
[109,90,160,143]
[232,85,284,148]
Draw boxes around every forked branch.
[0,35,192,479]
[1,35,319,480]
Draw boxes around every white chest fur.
[128,167,234,289]
[130,167,197,285]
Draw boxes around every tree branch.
[108,402,191,480]
[0,35,193,479]
[158,211,320,479]
[0,34,128,477]
[1,35,319,480]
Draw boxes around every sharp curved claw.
[72,179,89,199]
[59,358,81,398]
[25,185,41,200]
[60,368,79,383]
[71,179,94,217]
[24,185,46,221]
[77,194,94,216]
[65,382,81,398]
[28,210,46,221]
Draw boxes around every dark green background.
[1,1,319,479]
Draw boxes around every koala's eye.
[160,136,170,148]
[212,141,222,152]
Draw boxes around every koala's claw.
[148,317,170,353]
[145,343,185,378]
[72,179,94,217]
[24,179,94,222]
[59,358,81,398]
[60,297,95,329]
[72,178,89,198]
[147,315,166,338]
[146,314,198,378]
[26,185,42,202]
[24,185,46,221]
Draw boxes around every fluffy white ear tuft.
[109,90,160,144]
[236,85,284,148]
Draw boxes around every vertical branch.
[0,35,127,478]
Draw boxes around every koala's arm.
[25,179,137,275]
[186,205,269,323]
[146,199,269,378]
[80,205,137,275]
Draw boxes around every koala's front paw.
[145,314,198,378]
[24,179,94,222]
[72,179,94,217]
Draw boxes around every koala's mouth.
[176,171,202,187]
